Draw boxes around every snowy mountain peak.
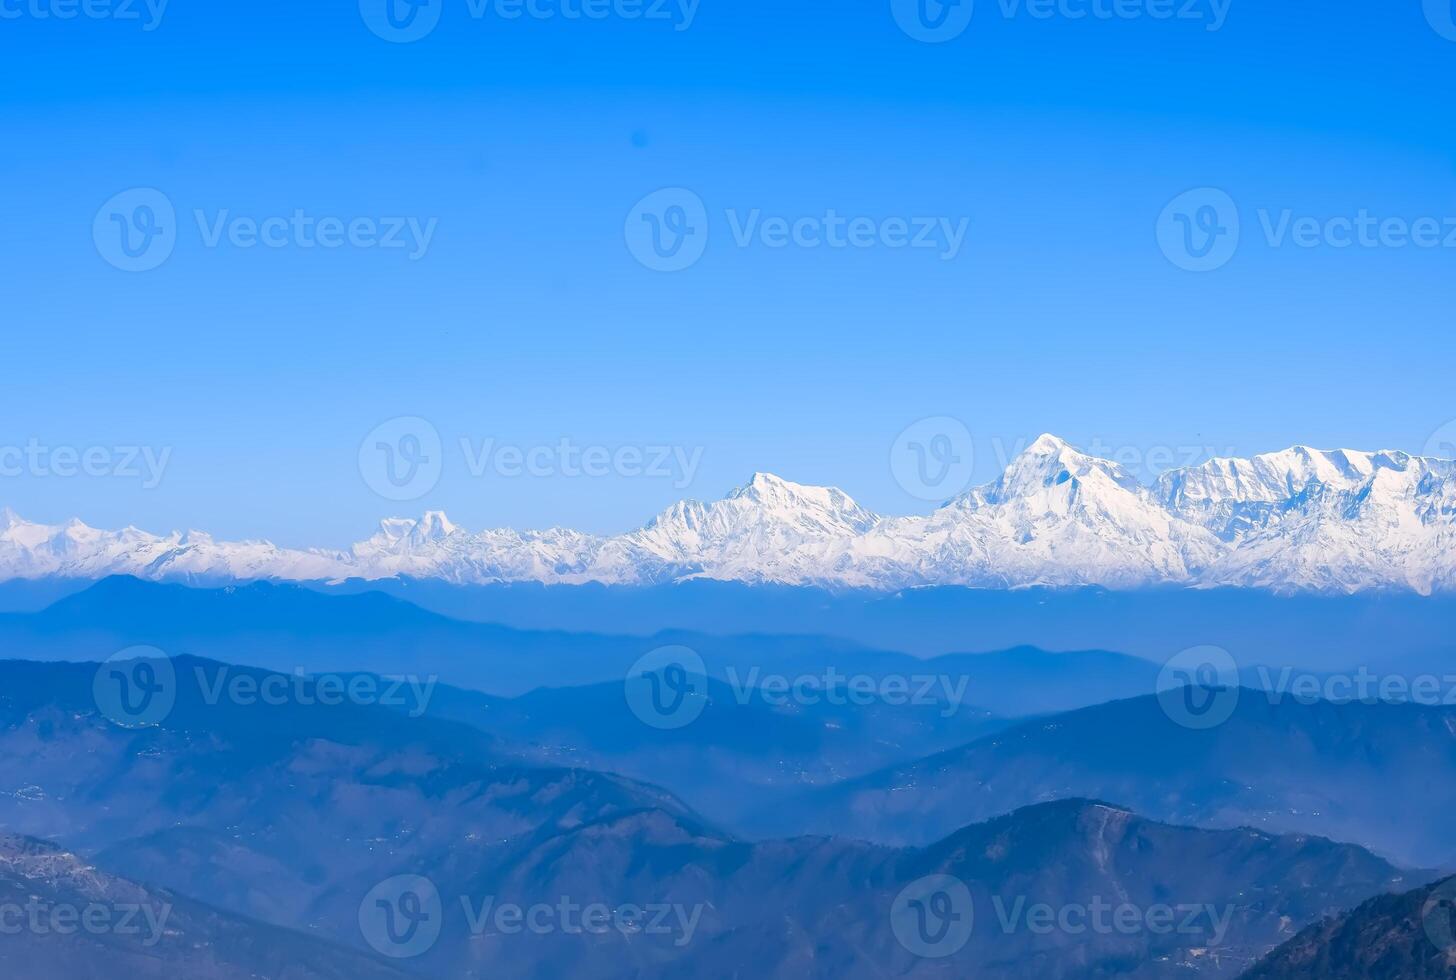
[3,436,1455,594]
[353,511,461,561]
[973,433,1143,507]
[372,517,418,541]
[722,472,879,529]
[633,472,881,558]
[726,471,801,502]
[1017,433,1125,478]
[1027,432,1072,454]
[1156,444,1454,541]
[414,510,458,540]
[744,470,815,493]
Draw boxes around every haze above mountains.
[4,435,1456,594]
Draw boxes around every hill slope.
[1243,873,1456,979]
[758,691,1456,866]
[0,833,411,979]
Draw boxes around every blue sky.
[2,0,1454,545]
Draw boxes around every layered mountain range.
[0,833,411,979]
[0,657,1433,980]
[5,435,1455,593]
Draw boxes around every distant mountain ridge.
[757,690,1456,867]
[5,435,1456,593]
[0,832,411,979]
[1243,873,1456,979]
[0,576,1164,710]
[0,654,1423,980]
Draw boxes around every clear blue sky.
[2,0,1454,545]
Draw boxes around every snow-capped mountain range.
[4,435,1456,594]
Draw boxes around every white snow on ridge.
[4,436,1456,594]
